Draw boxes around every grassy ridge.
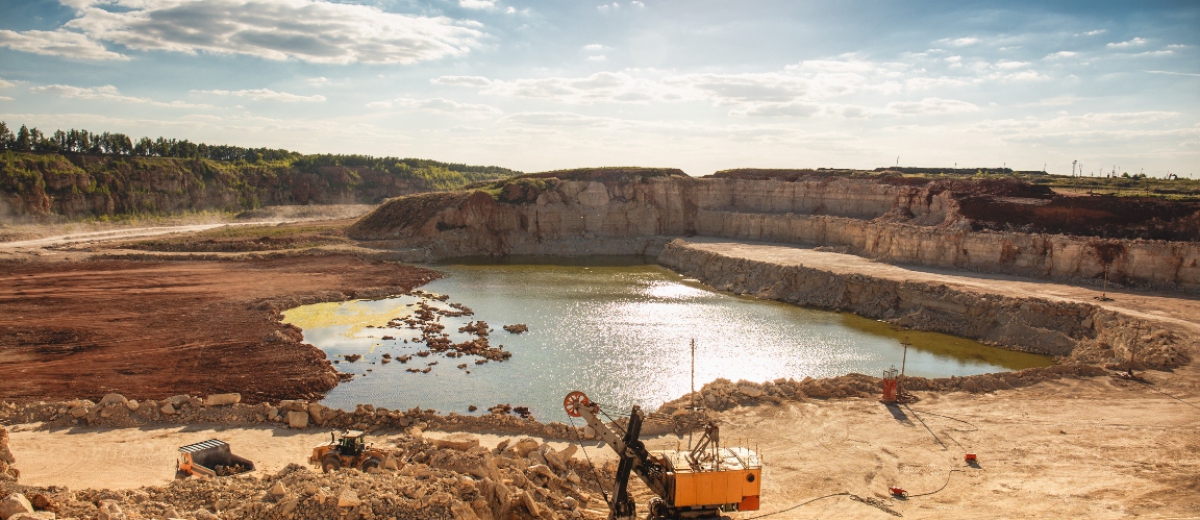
[0,151,520,220]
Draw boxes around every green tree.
[15,125,32,151]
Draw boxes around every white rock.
[0,494,34,520]
[98,393,127,406]
[96,500,126,520]
[286,411,308,429]
[337,490,361,508]
[204,394,241,407]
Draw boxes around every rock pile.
[0,391,697,443]
[655,363,1112,414]
[0,432,616,520]
[503,324,530,334]
[0,425,17,483]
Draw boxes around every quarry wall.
[351,176,1200,292]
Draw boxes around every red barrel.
[882,378,898,402]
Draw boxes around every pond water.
[282,257,1053,420]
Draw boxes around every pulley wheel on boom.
[564,390,763,520]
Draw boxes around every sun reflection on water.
[283,260,1053,417]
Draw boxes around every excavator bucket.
[177,439,255,478]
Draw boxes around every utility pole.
[690,338,696,411]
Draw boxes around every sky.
[0,0,1197,176]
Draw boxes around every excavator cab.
[335,430,366,457]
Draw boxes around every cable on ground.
[743,492,851,519]
[906,469,963,498]
[1129,376,1200,412]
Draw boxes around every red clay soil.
[0,255,438,403]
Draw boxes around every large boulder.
[98,394,128,406]
[0,494,34,520]
[307,403,330,424]
[204,394,241,407]
[287,411,309,429]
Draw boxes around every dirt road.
[685,239,1200,336]
[0,222,287,249]
[0,256,438,402]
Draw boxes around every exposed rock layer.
[350,174,1200,291]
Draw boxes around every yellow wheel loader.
[309,430,389,473]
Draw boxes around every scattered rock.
[503,324,529,334]
[287,411,309,429]
[0,494,34,519]
[204,394,241,407]
[267,480,287,498]
[98,393,128,406]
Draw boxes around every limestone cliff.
[350,169,1200,292]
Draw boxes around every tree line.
[0,121,298,163]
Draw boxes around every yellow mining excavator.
[564,391,762,520]
[309,430,389,473]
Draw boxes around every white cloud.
[0,96,14,102]
[0,78,16,89]
[1020,95,1077,107]
[1145,70,1200,78]
[597,3,619,12]
[506,6,515,14]
[1166,44,1189,49]
[433,55,993,109]
[1107,37,1147,49]
[196,89,326,102]
[938,37,980,47]
[367,97,501,118]
[15,0,483,64]
[504,111,610,128]
[459,0,495,9]
[994,60,1030,70]
[586,55,607,62]
[431,76,494,88]
[31,84,209,107]
[1044,51,1077,59]
[0,28,127,61]
[583,44,608,51]
[631,1,645,7]
[1134,50,1173,57]
[729,101,822,118]
[1002,70,1048,82]
[885,97,979,115]
[306,77,330,86]
[1083,29,1107,36]
[438,71,670,104]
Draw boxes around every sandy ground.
[9,369,1198,517]
[4,426,593,491]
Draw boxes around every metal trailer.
[177,439,255,478]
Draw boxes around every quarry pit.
[1,168,1198,519]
